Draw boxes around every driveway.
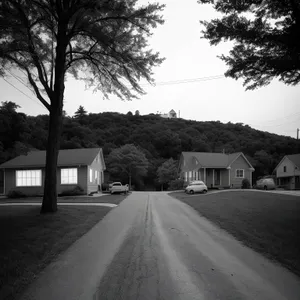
[21,192,300,300]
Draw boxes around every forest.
[1,102,299,190]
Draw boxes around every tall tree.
[0,1,164,212]
[156,158,178,190]
[106,144,149,188]
[198,0,300,89]
[73,105,87,125]
[74,105,87,119]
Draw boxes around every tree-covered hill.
[1,102,299,189]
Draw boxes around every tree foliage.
[198,0,300,89]
[1,105,300,189]
[106,144,149,188]
[157,158,178,189]
[0,0,164,212]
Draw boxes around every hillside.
[1,102,299,189]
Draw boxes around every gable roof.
[287,154,300,169]
[0,148,102,169]
[274,154,300,171]
[180,151,253,171]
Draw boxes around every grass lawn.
[170,191,300,277]
[0,195,127,300]
[0,193,128,205]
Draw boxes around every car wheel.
[264,185,267,190]
[203,189,207,194]
[189,190,194,195]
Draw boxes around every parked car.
[255,178,276,190]
[109,182,129,194]
[185,180,208,194]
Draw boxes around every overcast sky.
[1,0,299,138]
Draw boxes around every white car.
[185,180,208,194]
[109,182,129,194]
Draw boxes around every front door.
[214,170,220,186]
[295,176,300,190]
[0,170,4,195]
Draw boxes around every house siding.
[87,153,105,194]
[276,157,300,178]
[230,155,252,188]
[4,166,88,196]
[57,166,87,194]
[221,169,230,187]
[5,168,45,196]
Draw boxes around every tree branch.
[25,67,51,111]
[13,1,53,99]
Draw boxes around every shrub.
[7,190,27,198]
[242,178,251,189]
[168,179,184,191]
[59,185,84,196]
[101,182,110,192]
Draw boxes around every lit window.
[89,169,93,182]
[16,170,42,187]
[61,168,77,184]
[236,169,244,178]
[95,171,98,184]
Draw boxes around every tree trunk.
[40,20,67,213]
[40,100,63,213]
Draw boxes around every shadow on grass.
[0,205,114,300]
[0,193,129,205]
[169,191,300,277]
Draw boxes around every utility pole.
[297,128,299,140]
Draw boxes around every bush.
[168,179,184,191]
[101,183,109,192]
[7,190,27,198]
[59,185,84,196]
[242,178,251,189]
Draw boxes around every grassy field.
[0,194,127,300]
[170,190,300,277]
[0,193,128,205]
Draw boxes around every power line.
[138,74,225,87]
[2,77,46,109]
[251,118,299,128]
[7,69,30,89]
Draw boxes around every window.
[16,170,42,187]
[283,166,287,172]
[95,171,98,184]
[89,169,93,183]
[236,169,244,178]
[61,168,77,184]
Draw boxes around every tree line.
[1,102,300,190]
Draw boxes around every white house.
[160,109,177,119]
[274,154,300,190]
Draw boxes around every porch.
[277,176,300,190]
[182,168,230,188]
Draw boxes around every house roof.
[286,154,300,168]
[274,153,300,172]
[0,148,102,169]
[180,152,252,170]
